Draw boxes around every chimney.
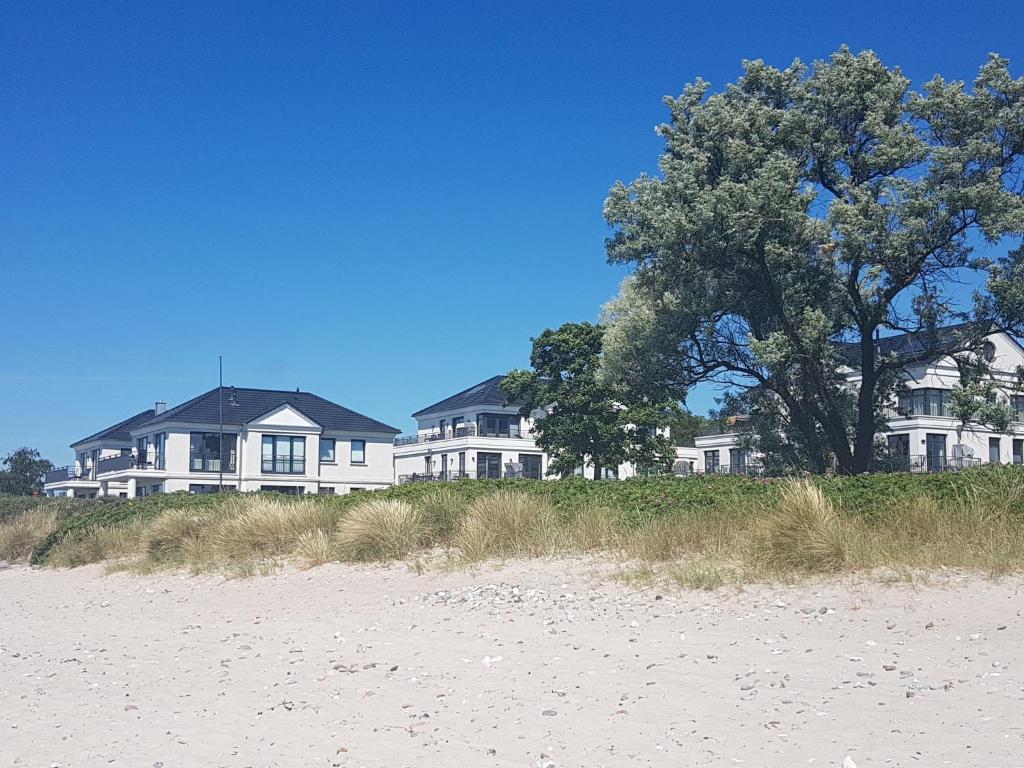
[155,400,166,415]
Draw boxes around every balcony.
[96,454,165,474]
[702,463,765,477]
[874,454,983,473]
[397,467,540,484]
[395,423,525,446]
[44,465,93,484]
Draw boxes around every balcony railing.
[44,465,92,484]
[873,455,983,473]
[397,468,542,484]
[96,454,167,474]
[395,423,524,446]
[702,463,765,477]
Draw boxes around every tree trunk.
[592,459,602,481]
[850,332,879,474]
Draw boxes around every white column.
[127,478,137,498]
[97,481,107,497]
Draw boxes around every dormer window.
[982,341,996,362]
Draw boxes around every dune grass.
[6,468,1024,585]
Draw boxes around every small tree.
[947,355,1018,454]
[503,322,676,478]
[0,447,54,496]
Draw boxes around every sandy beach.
[1,561,1022,768]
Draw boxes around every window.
[477,452,502,479]
[1012,395,1024,422]
[318,486,335,495]
[452,416,465,436]
[989,437,1001,464]
[729,448,749,471]
[704,450,721,473]
[262,435,306,474]
[351,439,366,464]
[982,341,996,362]
[458,451,466,477]
[519,453,543,480]
[476,413,519,438]
[349,487,365,493]
[260,485,304,495]
[154,433,166,470]
[898,388,952,417]
[320,438,336,463]
[1013,439,1023,465]
[188,484,236,494]
[887,433,910,456]
[189,432,237,472]
[136,436,150,465]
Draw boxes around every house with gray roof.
[44,387,398,497]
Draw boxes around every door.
[519,453,542,480]
[440,453,448,480]
[887,434,910,471]
[925,434,946,473]
[477,452,502,479]
[458,451,466,477]
[989,437,1001,464]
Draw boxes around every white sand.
[1,560,1022,767]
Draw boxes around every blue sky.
[2,1,1022,462]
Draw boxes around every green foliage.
[601,47,1024,474]
[503,321,678,478]
[0,447,54,496]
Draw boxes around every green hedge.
[25,465,1024,565]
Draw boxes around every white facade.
[692,330,1024,474]
[45,390,397,497]
[393,377,695,482]
[394,399,551,482]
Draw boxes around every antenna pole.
[218,355,224,492]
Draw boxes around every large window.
[898,388,952,417]
[704,450,721,473]
[262,435,306,474]
[320,438,336,463]
[154,433,166,470]
[519,453,543,480]
[1014,439,1023,465]
[989,437,1002,464]
[476,413,520,438]
[351,439,366,464]
[189,432,237,472]
[1012,395,1024,422]
[477,451,502,479]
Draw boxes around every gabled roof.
[134,387,399,434]
[71,408,156,448]
[836,321,994,367]
[412,375,522,418]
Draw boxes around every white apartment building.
[44,387,398,497]
[393,375,698,482]
[692,325,1024,474]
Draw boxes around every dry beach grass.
[3,472,1024,584]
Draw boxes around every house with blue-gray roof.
[44,387,399,497]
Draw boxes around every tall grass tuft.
[0,508,58,562]
[336,498,423,562]
[47,520,146,568]
[294,529,335,567]
[416,486,467,545]
[752,479,854,573]
[454,490,558,562]
[209,496,337,560]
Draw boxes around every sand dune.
[1,561,1022,767]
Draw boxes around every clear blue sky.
[2,1,1022,463]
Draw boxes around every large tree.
[602,48,1024,474]
[0,447,54,496]
[503,322,677,478]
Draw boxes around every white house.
[393,375,699,482]
[693,325,1024,474]
[394,376,549,482]
[44,387,399,497]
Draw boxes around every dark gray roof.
[72,408,157,447]
[412,375,522,417]
[135,387,399,434]
[836,321,992,367]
